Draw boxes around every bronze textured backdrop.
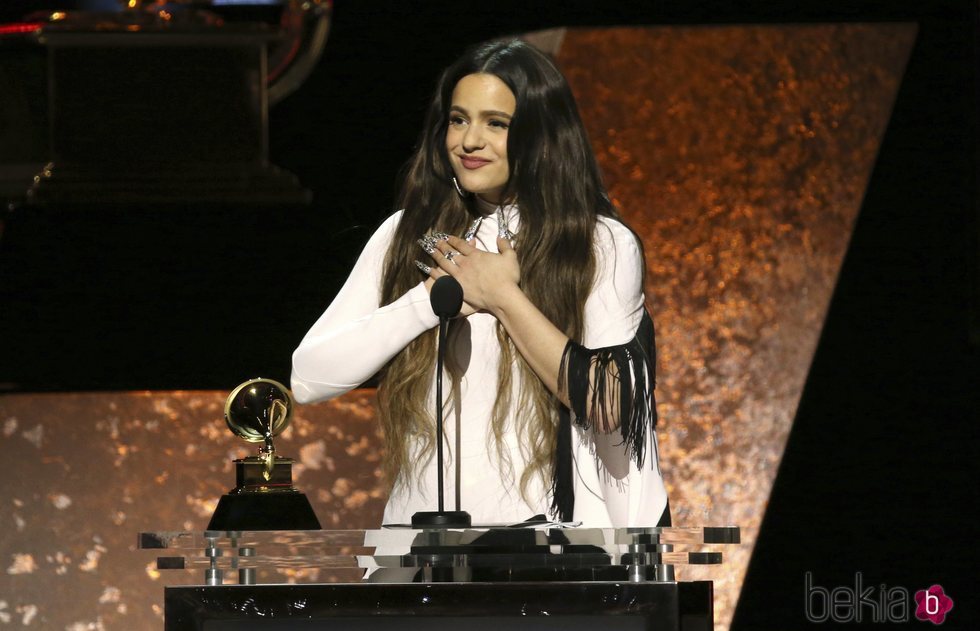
[0,24,912,631]
[557,23,913,627]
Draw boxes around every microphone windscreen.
[430,276,464,318]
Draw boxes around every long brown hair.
[377,39,619,499]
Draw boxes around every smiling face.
[445,73,516,204]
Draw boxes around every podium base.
[411,510,472,528]
[207,491,321,531]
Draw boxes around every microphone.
[411,275,471,528]
[429,275,464,318]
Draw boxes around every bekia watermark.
[805,572,953,624]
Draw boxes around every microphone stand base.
[411,511,472,528]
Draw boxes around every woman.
[291,38,668,528]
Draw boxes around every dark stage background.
[0,1,977,629]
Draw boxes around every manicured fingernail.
[416,237,436,254]
[414,260,432,274]
[496,208,515,239]
[432,231,450,241]
[463,217,481,241]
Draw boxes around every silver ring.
[444,250,460,263]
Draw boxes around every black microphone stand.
[412,276,472,528]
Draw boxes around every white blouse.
[291,205,667,527]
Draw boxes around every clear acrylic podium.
[139,525,739,630]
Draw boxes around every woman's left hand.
[428,235,520,312]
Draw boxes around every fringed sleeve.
[551,309,658,522]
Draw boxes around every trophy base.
[208,491,321,531]
[209,456,320,530]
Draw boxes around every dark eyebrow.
[449,105,513,120]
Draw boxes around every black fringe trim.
[551,309,658,522]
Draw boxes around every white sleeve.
[290,211,440,404]
[580,219,646,350]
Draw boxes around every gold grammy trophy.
[207,378,321,530]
